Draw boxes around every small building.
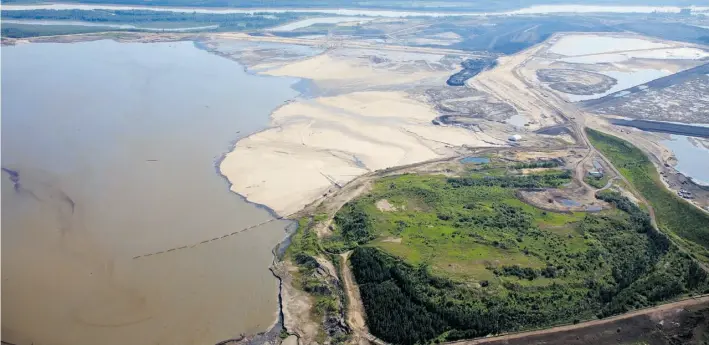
[592,160,604,173]
[588,171,604,178]
[508,134,522,142]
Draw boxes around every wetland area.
[1,39,301,345]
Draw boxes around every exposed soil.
[537,68,617,95]
[340,252,370,345]
[270,261,320,345]
[423,86,518,123]
[517,188,607,213]
[375,199,397,212]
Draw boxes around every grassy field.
[586,128,709,263]
[333,168,708,344]
[348,174,587,283]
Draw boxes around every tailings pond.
[1,40,300,345]
[662,135,709,186]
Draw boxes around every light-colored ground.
[220,47,507,215]
[263,54,438,84]
[468,44,562,130]
[524,32,708,103]
[375,199,397,212]
[214,32,479,57]
[281,335,299,345]
[340,252,368,335]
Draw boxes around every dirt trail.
[340,251,367,332]
[339,252,390,345]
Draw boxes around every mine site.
[2,2,709,345]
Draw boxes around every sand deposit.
[220,47,507,215]
[548,34,669,56]
[221,90,504,215]
[469,44,563,130]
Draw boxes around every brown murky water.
[1,40,300,345]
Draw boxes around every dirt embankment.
[270,260,321,345]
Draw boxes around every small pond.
[559,198,582,207]
[460,157,490,164]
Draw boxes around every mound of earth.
[424,86,517,122]
[537,69,617,95]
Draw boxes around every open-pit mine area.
[4,8,709,345]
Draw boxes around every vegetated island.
[282,146,709,345]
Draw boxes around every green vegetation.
[333,171,707,345]
[586,128,709,262]
[287,218,335,319]
[512,159,563,170]
[585,174,610,189]
[285,216,349,344]
[283,134,709,344]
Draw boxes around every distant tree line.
[2,9,314,30]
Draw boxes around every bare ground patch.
[375,199,397,212]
